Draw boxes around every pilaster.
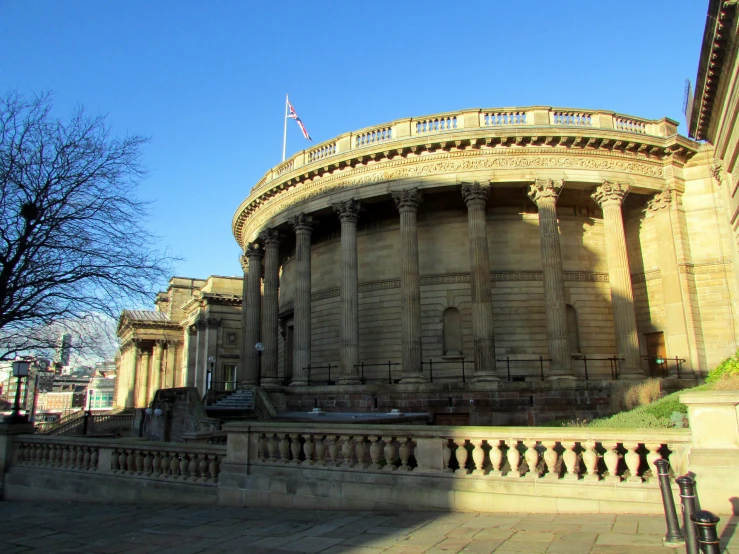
[592,181,644,378]
[334,199,362,385]
[461,182,499,381]
[392,189,426,383]
[528,179,574,379]
[290,214,313,386]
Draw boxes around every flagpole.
[282,94,288,162]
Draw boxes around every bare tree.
[0,91,175,361]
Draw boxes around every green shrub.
[589,406,671,429]
[706,350,739,383]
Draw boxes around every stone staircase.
[207,388,255,413]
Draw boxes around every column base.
[259,378,282,391]
[471,372,501,383]
[289,379,309,387]
[399,375,427,384]
[337,378,362,385]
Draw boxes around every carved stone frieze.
[711,161,724,186]
[645,189,673,215]
[592,181,629,208]
[528,178,564,206]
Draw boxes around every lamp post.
[207,356,215,391]
[255,342,264,385]
[6,359,30,423]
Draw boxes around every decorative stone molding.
[711,161,723,186]
[592,181,629,208]
[460,181,490,208]
[259,228,280,246]
[333,199,362,223]
[245,241,264,260]
[391,188,423,212]
[239,254,248,273]
[289,213,313,234]
[528,179,564,206]
[645,189,673,215]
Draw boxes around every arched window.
[566,304,581,353]
[442,307,462,356]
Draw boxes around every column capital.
[645,189,674,216]
[528,179,564,207]
[289,213,313,234]
[592,181,629,208]
[154,339,167,348]
[391,188,423,213]
[239,254,249,273]
[461,181,490,209]
[333,199,362,223]
[259,228,280,247]
[245,241,264,260]
[205,317,221,328]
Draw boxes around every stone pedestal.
[260,229,281,389]
[244,242,264,385]
[528,179,575,379]
[290,214,313,386]
[334,200,362,385]
[592,182,644,378]
[461,182,499,382]
[392,189,425,383]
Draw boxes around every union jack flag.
[287,101,312,141]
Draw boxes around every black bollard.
[690,510,721,554]
[676,475,699,554]
[654,458,685,545]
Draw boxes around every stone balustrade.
[13,436,225,484]
[239,423,691,485]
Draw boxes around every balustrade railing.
[415,115,458,134]
[483,111,527,126]
[614,116,647,134]
[13,437,224,484]
[247,423,691,486]
[308,142,336,162]
[551,111,593,126]
[355,126,392,147]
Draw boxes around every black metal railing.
[496,356,553,381]
[571,355,624,380]
[642,356,687,379]
[305,364,336,386]
[420,358,471,383]
[353,361,402,384]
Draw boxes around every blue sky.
[1,1,708,301]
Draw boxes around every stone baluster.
[244,241,264,385]
[143,450,153,475]
[355,436,367,469]
[169,452,180,478]
[159,451,170,478]
[471,440,486,475]
[602,441,621,483]
[582,440,600,481]
[126,449,136,475]
[528,179,574,378]
[209,455,220,483]
[398,438,411,471]
[383,437,397,471]
[90,448,99,471]
[334,199,362,384]
[454,438,469,475]
[303,435,315,465]
[443,440,453,473]
[257,434,267,461]
[260,229,281,389]
[314,436,326,466]
[290,434,302,464]
[179,452,190,479]
[645,443,662,483]
[135,450,145,475]
[461,182,499,381]
[111,449,120,472]
[524,440,540,479]
[507,440,522,478]
[561,441,578,480]
[340,436,353,467]
[78,447,87,470]
[118,449,128,473]
[592,182,644,378]
[289,214,313,385]
[368,436,382,470]
[187,454,198,481]
[278,434,290,463]
[392,189,425,382]
[267,433,278,462]
[152,451,161,477]
[327,436,338,466]
[542,440,559,479]
[489,440,504,477]
[198,454,208,482]
[624,442,641,483]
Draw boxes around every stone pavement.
[0,502,736,554]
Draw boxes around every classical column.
[205,317,220,390]
[592,181,644,378]
[334,199,362,385]
[528,179,574,379]
[260,228,281,389]
[165,340,177,389]
[184,324,198,387]
[646,190,694,375]
[461,182,499,381]
[150,339,165,402]
[392,189,425,383]
[137,348,151,407]
[244,242,264,385]
[290,214,313,386]
[125,341,139,408]
[239,254,249,385]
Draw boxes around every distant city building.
[54,333,72,368]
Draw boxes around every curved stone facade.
[233,107,737,385]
